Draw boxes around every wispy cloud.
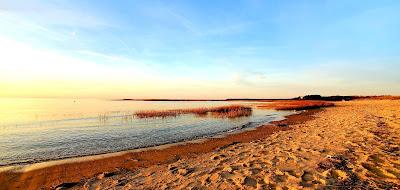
[165,8,201,36]
[0,12,68,42]
[0,0,111,29]
[138,2,252,37]
[0,38,159,83]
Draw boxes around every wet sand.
[2,100,399,189]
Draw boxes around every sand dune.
[68,100,400,189]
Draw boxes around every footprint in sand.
[219,171,235,179]
[300,171,315,187]
[243,176,257,188]
[249,168,262,175]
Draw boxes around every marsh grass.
[134,110,179,119]
[98,113,109,122]
[134,105,252,119]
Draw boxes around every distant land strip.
[113,95,400,102]
[113,98,290,101]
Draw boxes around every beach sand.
[70,100,399,189]
[1,100,399,189]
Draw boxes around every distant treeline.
[294,95,400,101]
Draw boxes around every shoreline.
[0,108,286,167]
[73,100,400,189]
[0,108,320,190]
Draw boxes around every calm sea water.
[0,98,292,166]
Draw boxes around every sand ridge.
[69,100,400,189]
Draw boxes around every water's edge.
[0,111,296,169]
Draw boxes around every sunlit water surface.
[0,98,292,165]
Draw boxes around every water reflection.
[0,98,291,166]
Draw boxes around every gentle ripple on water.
[0,99,292,166]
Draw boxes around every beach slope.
[73,100,400,189]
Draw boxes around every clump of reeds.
[98,113,108,122]
[258,100,334,111]
[208,105,252,118]
[134,110,179,119]
[134,105,252,119]
[210,108,252,118]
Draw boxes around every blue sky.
[0,0,399,98]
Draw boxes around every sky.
[0,0,399,99]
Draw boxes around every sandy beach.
[70,100,399,189]
[2,1,399,189]
[1,100,399,189]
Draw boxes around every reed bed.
[258,100,334,111]
[208,105,252,118]
[134,110,179,119]
[134,105,252,119]
[98,113,109,122]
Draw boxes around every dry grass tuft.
[134,105,252,119]
[258,100,334,111]
[134,110,179,119]
[209,105,252,118]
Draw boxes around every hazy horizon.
[1,0,400,99]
